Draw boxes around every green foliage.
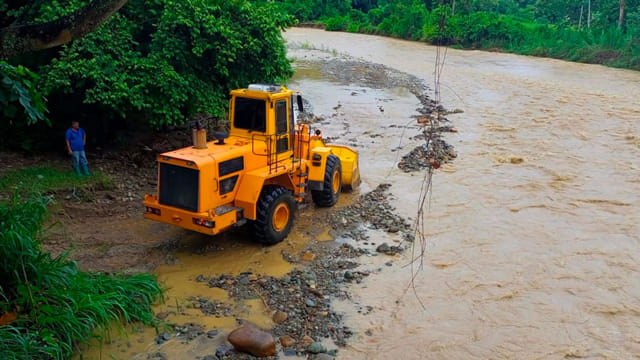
[446,11,525,47]
[277,0,352,21]
[325,15,352,31]
[0,192,162,360]
[0,62,47,125]
[37,0,295,129]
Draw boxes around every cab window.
[275,100,288,135]
[234,98,266,132]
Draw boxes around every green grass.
[0,185,162,359]
[0,166,113,194]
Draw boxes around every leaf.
[3,104,17,118]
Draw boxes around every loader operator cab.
[229,84,299,159]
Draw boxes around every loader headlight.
[193,218,215,228]
[145,206,161,215]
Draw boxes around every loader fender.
[308,147,332,191]
[235,169,295,220]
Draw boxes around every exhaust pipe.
[192,121,207,149]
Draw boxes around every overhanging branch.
[0,0,128,58]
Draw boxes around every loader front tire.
[252,185,296,245]
[312,154,341,207]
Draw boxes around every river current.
[284,28,640,360]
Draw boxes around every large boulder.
[227,326,276,357]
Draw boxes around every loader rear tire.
[251,185,296,245]
[312,154,341,207]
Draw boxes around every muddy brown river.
[80,29,640,359]
[284,28,640,359]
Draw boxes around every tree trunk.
[588,0,591,28]
[0,0,128,58]
[618,0,625,28]
[579,4,584,29]
[451,0,456,16]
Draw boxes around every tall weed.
[0,194,162,360]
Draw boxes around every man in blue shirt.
[65,121,91,177]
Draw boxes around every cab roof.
[231,84,293,100]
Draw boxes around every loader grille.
[159,163,199,212]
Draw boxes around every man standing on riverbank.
[65,121,91,177]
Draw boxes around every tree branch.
[0,0,128,58]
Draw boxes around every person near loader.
[65,121,91,177]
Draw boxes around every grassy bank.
[0,166,112,194]
[0,168,162,360]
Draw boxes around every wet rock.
[301,335,315,347]
[155,312,169,320]
[308,342,327,354]
[279,335,296,348]
[161,332,171,341]
[376,243,390,253]
[283,348,297,356]
[206,329,219,338]
[227,326,276,357]
[204,244,360,349]
[273,311,288,324]
[174,323,204,341]
[305,298,316,307]
[202,356,218,360]
[302,271,317,282]
[147,352,167,360]
[376,243,401,255]
[343,271,354,280]
[215,345,230,358]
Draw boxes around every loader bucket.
[329,145,361,191]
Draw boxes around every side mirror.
[297,95,304,113]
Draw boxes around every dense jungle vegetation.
[274,0,640,70]
[0,0,294,150]
[0,1,290,359]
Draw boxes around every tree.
[39,0,295,129]
[1,0,295,150]
[618,0,625,28]
[0,0,128,58]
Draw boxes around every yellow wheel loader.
[144,84,360,244]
